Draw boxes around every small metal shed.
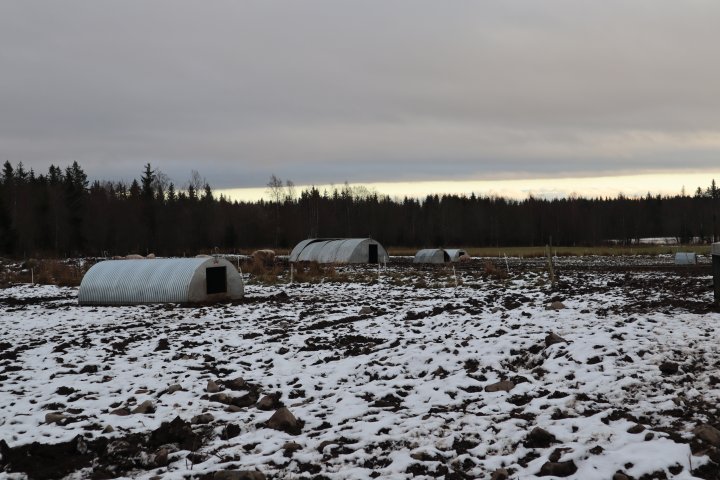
[289,238,389,264]
[413,248,468,264]
[78,257,244,305]
[444,249,469,262]
[413,249,450,264]
[674,252,697,265]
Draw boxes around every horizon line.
[216,171,720,203]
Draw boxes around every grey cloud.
[1,0,719,188]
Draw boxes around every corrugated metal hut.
[78,257,244,305]
[289,238,389,264]
[445,249,469,262]
[413,248,450,264]
[413,248,469,264]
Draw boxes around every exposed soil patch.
[0,416,209,479]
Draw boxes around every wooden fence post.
[546,245,556,288]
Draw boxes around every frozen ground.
[1,262,720,479]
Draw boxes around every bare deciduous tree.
[152,169,171,192]
[266,174,284,204]
[266,174,284,246]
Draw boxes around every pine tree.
[203,183,213,202]
[129,179,141,198]
[167,183,176,202]
[65,161,88,190]
[63,162,89,253]
[15,162,27,183]
[140,163,155,199]
[2,161,13,185]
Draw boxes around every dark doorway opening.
[368,244,378,264]
[206,266,227,295]
[443,251,450,262]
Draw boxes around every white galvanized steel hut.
[413,248,450,264]
[78,257,244,305]
[289,238,389,264]
[413,248,468,264]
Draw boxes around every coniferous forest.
[0,160,719,258]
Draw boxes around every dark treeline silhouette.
[1,161,719,257]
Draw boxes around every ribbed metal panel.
[289,239,318,262]
[317,240,346,263]
[333,239,363,262]
[300,240,333,262]
[79,258,208,305]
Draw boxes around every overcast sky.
[1,1,719,192]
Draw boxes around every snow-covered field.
[1,262,720,479]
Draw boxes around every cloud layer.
[1,0,719,188]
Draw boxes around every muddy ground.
[1,259,719,479]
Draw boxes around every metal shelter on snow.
[78,257,244,305]
[413,249,450,264]
[413,248,468,264]
[289,238,389,264]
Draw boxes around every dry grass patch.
[388,245,712,257]
[242,256,284,284]
[1,259,90,287]
[292,262,354,283]
[483,261,509,279]
[35,260,89,286]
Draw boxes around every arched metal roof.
[78,257,243,305]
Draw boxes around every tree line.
[1,160,719,258]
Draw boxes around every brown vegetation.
[0,259,90,287]
[243,259,366,285]
[291,262,353,284]
[242,256,284,284]
[483,260,509,279]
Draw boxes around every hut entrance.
[368,244,378,263]
[206,266,227,294]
